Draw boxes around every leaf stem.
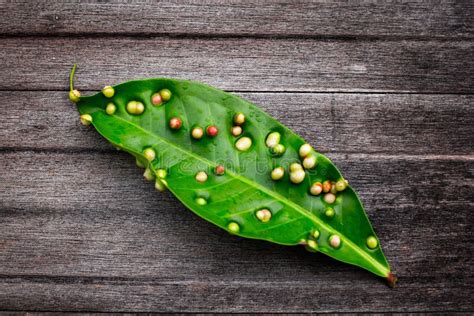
[70,64,77,91]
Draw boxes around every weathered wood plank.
[1,37,472,93]
[0,276,472,313]
[0,151,472,312]
[1,91,472,155]
[0,0,472,38]
[2,152,472,229]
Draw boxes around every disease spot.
[195,197,207,205]
[231,126,242,137]
[290,170,305,184]
[366,236,378,249]
[325,207,335,218]
[195,171,208,183]
[324,193,336,204]
[105,103,116,115]
[299,144,312,158]
[329,235,341,248]
[233,112,245,125]
[265,132,281,148]
[271,167,285,181]
[255,209,272,223]
[235,137,252,151]
[312,230,320,239]
[127,101,145,115]
[215,165,225,175]
[191,127,204,139]
[102,86,115,98]
[227,222,240,234]
[143,148,156,162]
[151,93,163,106]
[80,114,92,126]
[169,117,182,130]
[159,89,172,101]
[206,125,219,137]
[310,182,323,196]
[270,144,286,156]
[303,155,317,169]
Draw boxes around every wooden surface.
[1,0,473,38]
[0,1,473,313]
[1,37,473,93]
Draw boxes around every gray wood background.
[0,0,473,313]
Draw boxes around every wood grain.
[1,91,473,155]
[0,151,472,312]
[0,0,472,38]
[1,0,472,312]
[1,37,472,93]
[0,277,472,313]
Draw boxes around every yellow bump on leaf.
[159,89,172,101]
[299,143,312,158]
[235,137,252,151]
[310,182,323,196]
[270,144,286,156]
[195,171,208,183]
[80,114,92,126]
[127,101,145,115]
[143,148,156,162]
[191,127,204,139]
[307,239,318,250]
[135,102,145,114]
[255,209,272,223]
[227,222,240,234]
[324,193,336,204]
[312,230,320,239]
[325,207,335,218]
[302,155,317,169]
[231,126,242,137]
[102,86,115,98]
[155,179,167,192]
[69,89,81,103]
[105,103,116,115]
[156,169,167,179]
[335,179,348,192]
[265,132,281,148]
[290,163,303,172]
[290,170,305,184]
[366,236,378,249]
[143,168,155,181]
[233,112,245,125]
[271,166,285,181]
[136,158,146,169]
[195,197,207,205]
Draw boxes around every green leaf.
[71,66,395,286]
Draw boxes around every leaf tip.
[386,272,398,288]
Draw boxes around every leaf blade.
[77,78,392,279]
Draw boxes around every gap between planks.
[1,32,474,42]
[0,148,472,162]
[0,311,469,315]
[1,88,474,96]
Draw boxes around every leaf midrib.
[96,110,389,277]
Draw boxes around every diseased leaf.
[69,65,396,286]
